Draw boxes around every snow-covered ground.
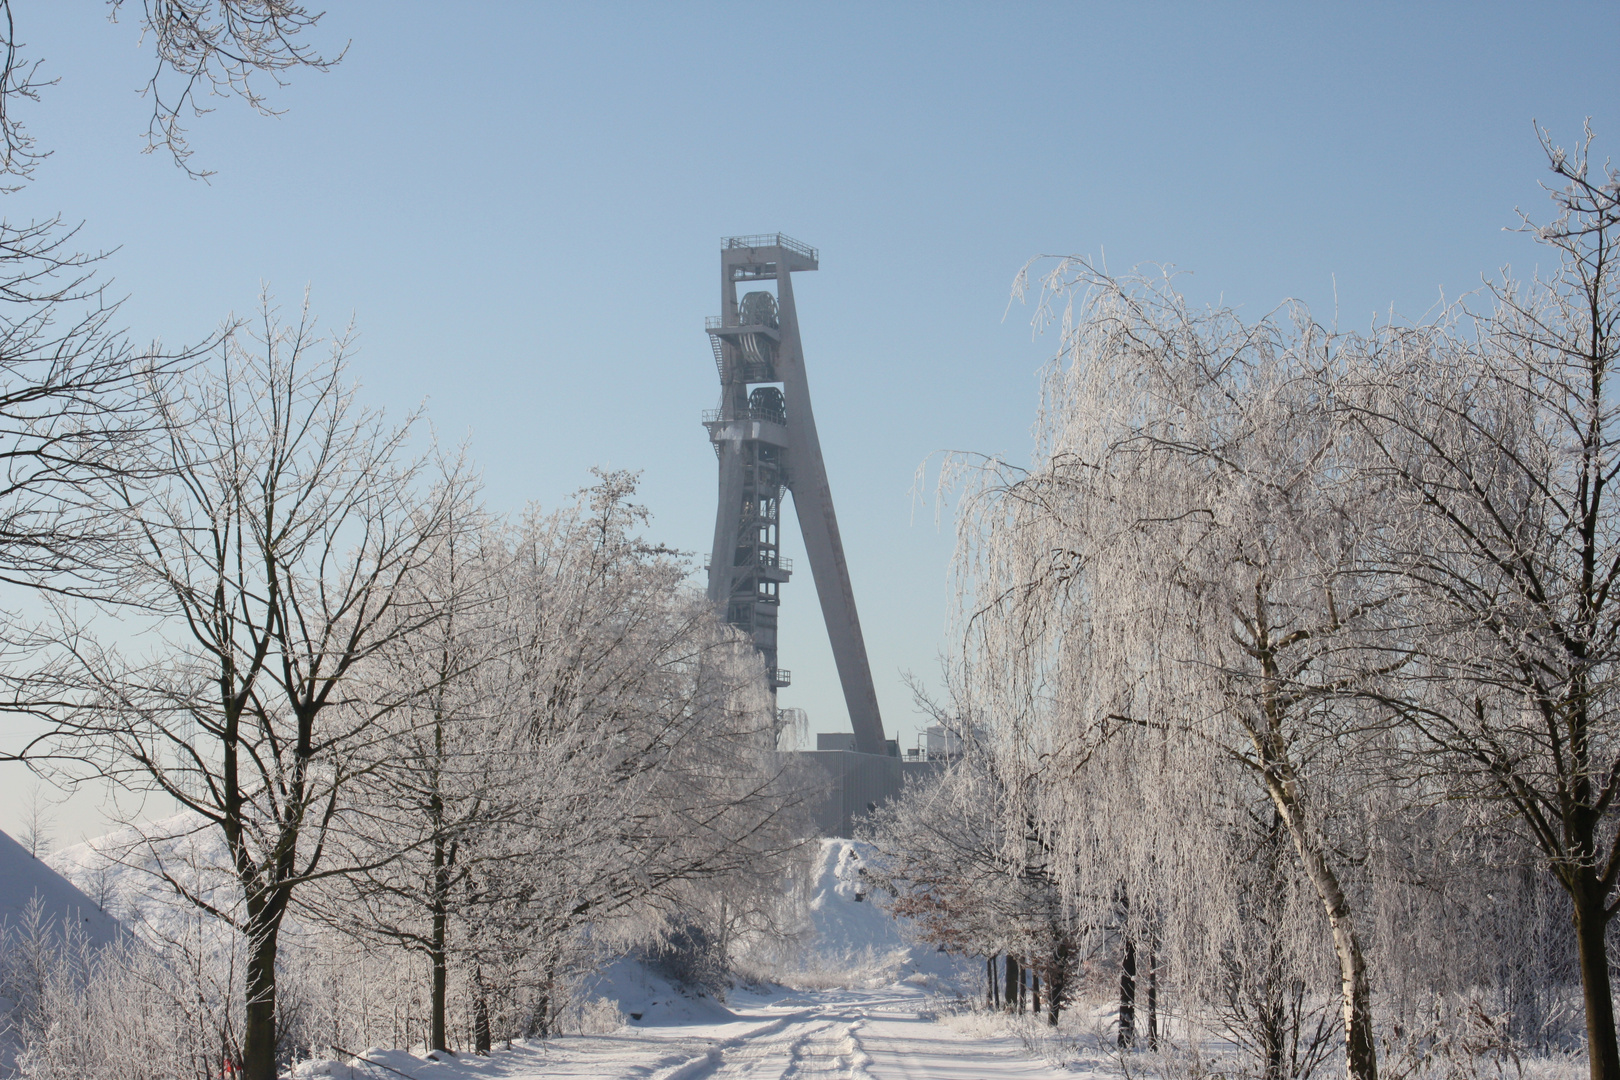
[28,828,1108,1078]
[736,839,977,991]
[8,827,1593,1080]
[297,983,1084,1080]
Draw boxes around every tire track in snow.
[649,1005,886,1080]
[648,1008,833,1080]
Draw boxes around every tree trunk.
[430,830,450,1051]
[1048,938,1071,1027]
[1572,874,1620,1080]
[1119,934,1137,1050]
[472,966,492,1054]
[1005,955,1020,1014]
[1268,781,1376,1080]
[1264,997,1286,1080]
[988,955,998,1009]
[528,959,559,1040]
[428,719,453,1053]
[1146,935,1158,1049]
[242,916,282,1080]
[430,908,448,1051]
[1032,971,1041,1016]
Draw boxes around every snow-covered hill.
[46,811,239,945]
[0,827,123,947]
[767,838,971,990]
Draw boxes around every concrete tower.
[703,235,887,756]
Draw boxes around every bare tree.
[1345,125,1620,1080]
[15,777,56,855]
[0,217,201,768]
[310,492,516,1054]
[0,0,340,183]
[53,293,461,1080]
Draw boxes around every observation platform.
[722,233,820,280]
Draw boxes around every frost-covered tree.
[0,218,204,769]
[1342,127,1620,1080]
[51,296,463,1080]
[454,475,802,1042]
[945,266,1404,1080]
[865,733,1084,1026]
[0,0,338,183]
[317,471,806,1051]
[303,474,500,1055]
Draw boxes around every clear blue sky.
[3,2,1615,842]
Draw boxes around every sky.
[1,1,1615,844]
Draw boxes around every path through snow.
[302,984,1086,1080]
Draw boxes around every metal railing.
[708,314,780,334]
[705,553,792,573]
[703,407,787,426]
[723,233,818,263]
[768,667,792,687]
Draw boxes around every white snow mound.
[47,810,236,943]
[763,838,974,991]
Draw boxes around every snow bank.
[577,955,735,1027]
[745,838,975,992]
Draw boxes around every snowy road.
[326,986,1078,1080]
[309,841,1083,1080]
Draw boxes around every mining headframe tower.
[702,234,939,832]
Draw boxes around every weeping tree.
[945,268,1409,1080]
